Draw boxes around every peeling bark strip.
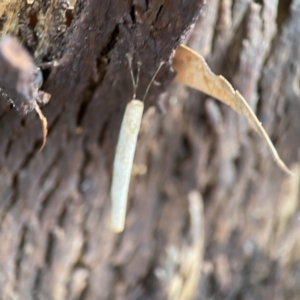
[0,36,49,149]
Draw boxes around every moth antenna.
[135,61,142,96]
[126,53,141,99]
[142,61,164,103]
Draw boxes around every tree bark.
[0,0,300,300]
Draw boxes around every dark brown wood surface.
[0,0,300,299]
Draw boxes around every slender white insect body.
[110,56,164,233]
[110,99,144,232]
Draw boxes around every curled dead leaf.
[173,44,292,176]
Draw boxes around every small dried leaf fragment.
[34,103,48,151]
[173,44,292,175]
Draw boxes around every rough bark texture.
[0,0,300,300]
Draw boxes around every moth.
[110,45,292,233]
[110,55,164,233]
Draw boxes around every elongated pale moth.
[173,44,292,175]
[110,55,164,232]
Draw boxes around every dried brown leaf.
[173,44,292,175]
